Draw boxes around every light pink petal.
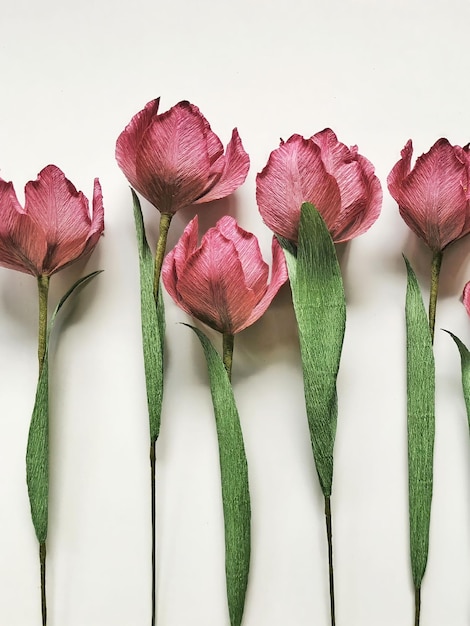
[215,216,268,296]
[193,129,250,204]
[162,216,199,314]
[187,103,224,167]
[387,139,413,203]
[135,101,211,213]
[116,98,160,191]
[396,139,468,251]
[24,165,94,274]
[176,229,258,334]
[463,281,470,318]
[256,134,342,243]
[239,236,288,332]
[0,180,46,275]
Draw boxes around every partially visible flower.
[162,216,287,334]
[388,138,470,252]
[116,99,250,214]
[463,282,470,317]
[0,165,104,276]
[256,129,382,243]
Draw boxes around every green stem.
[428,251,443,343]
[324,496,336,626]
[150,440,156,626]
[415,586,421,626]
[153,213,173,300]
[222,333,234,382]
[40,542,47,626]
[37,275,49,625]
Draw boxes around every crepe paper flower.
[463,281,470,317]
[388,139,470,624]
[117,99,250,626]
[0,165,104,277]
[0,166,103,626]
[256,129,382,244]
[162,215,287,337]
[163,216,286,626]
[257,130,381,626]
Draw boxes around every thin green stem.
[415,586,421,626]
[37,275,50,374]
[428,251,443,343]
[150,440,156,626]
[153,213,173,300]
[40,542,47,626]
[324,496,336,626]
[37,275,49,625]
[222,333,234,382]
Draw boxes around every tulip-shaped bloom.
[388,139,470,253]
[256,129,382,243]
[0,165,104,276]
[116,98,250,214]
[162,215,288,334]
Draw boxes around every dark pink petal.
[187,103,224,167]
[239,236,288,332]
[215,216,268,296]
[463,281,470,317]
[176,228,258,334]
[387,139,413,203]
[115,99,160,191]
[78,178,105,261]
[24,165,93,274]
[135,101,211,213]
[395,139,468,251]
[193,129,250,204]
[0,181,46,275]
[256,134,341,243]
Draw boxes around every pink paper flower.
[388,139,470,252]
[116,99,250,214]
[162,216,288,334]
[0,165,104,277]
[256,129,382,243]
[463,282,470,317]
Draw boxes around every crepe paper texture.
[256,129,382,245]
[279,202,346,497]
[116,98,250,215]
[404,257,435,623]
[162,215,287,335]
[388,139,470,253]
[132,190,165,443]
[26,271,102,543]
[187,325,250,626]
[445,332,470,430]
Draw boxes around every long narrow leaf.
[187,325,250,626]
[26,271,102,543]
[279,202,346,496]
[445,330,470,430]
[404,256,435,589]
[132,189,165,443]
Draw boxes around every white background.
[1,0,470,624]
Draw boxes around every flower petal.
[135,101,211,213]
[24,165,93,274]
[387,139,413,203]
[396,139,468,251]
[215,216,268,296]
[0,180,46,275]
[240,236,288,332]
[176,228,258,334]
[256,134,341,243]
[463,281,470,318]
[193,129,250,204]
[116,98,160,191]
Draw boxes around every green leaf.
[26,271,102,544]
[404,256,435,589]
[187,325,250,626]
[279,202,346,497]
[132,190,165,443]
[444,330,470,431]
